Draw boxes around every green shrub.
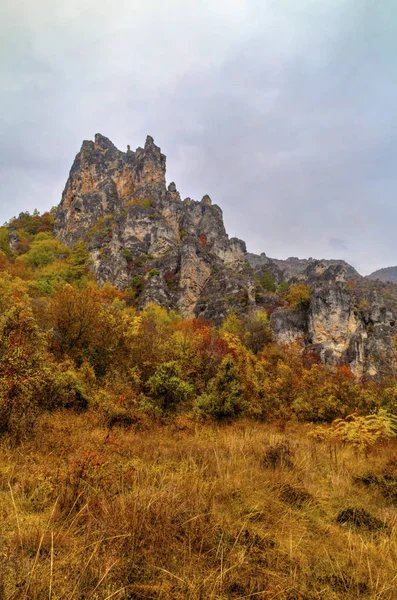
[381,387,397,415]
[0,227,11,255]
[22,237,70,268]
[145,361,193,411]
[242,309,272,353]
[42,368,89,411]
[259,272,276,292]
[194,357,244,421]
[122,248,133,263]
[125,198,152,208]
[277,281,290,295]
[126,276,145,305]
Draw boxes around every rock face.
[245,255,397,378]
[55,134,397,378]
[267,264,396,378]
[246,252,359,285]
[54,134,276,320]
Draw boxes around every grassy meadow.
[1,413,396,600]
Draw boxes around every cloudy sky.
[1,0,396,275]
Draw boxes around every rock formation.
[248,259,397,378]
[55,134,397,378]
[54,134,277,320]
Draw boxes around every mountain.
[54,133,277,321]
[54,134,397,378]
[367,266,397,283]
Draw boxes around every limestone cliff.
[55,134,397,378]
[250,260,397,378]
[54,134,276,319]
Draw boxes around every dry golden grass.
[0,412,396,599]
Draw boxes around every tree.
[194,356,244,420]
[277,281,290,295]
[286,283,310,308]
[242,309,272,353]
[21,236,70,268]
[0,304,47,441]
[221,310,242,336]
[145,361,193,411]
[0,228,11,256]
[259,272,276,292]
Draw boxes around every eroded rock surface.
[55,134,265,318]
[268,265,396,378]
[55,134,397,378]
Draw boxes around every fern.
[311,410,397,451]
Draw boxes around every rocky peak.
[94,133,117,151]
[54,134,168,245]
[54,134,256,319]
[201,194,212,206]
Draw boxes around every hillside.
[367,266,397,283]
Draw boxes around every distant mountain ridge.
[246,252,360,284]
[367,266,397,283]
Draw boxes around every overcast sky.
[1,0,396,275]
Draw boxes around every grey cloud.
[0,0,396,275]
[329,238,348,251]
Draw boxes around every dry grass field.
[1,412,396,599]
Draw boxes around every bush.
[259,272,276,292]
[0,227,11,256]
[126,276,145,305]
[42,368,89,411]
[21,237,70,268]
[336,507,388,532]
[292,365,348,422]
[311,410,397,452]
[262,441,294,470]
[221,311,242,336]
[0,305,47,442]
[94,389,138,428]
[382,387,397,415]
[194,356,244,421]
[277,281,289,295]
[242,309,272,353]
[286,283,310,308]
[145,361,193,412]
